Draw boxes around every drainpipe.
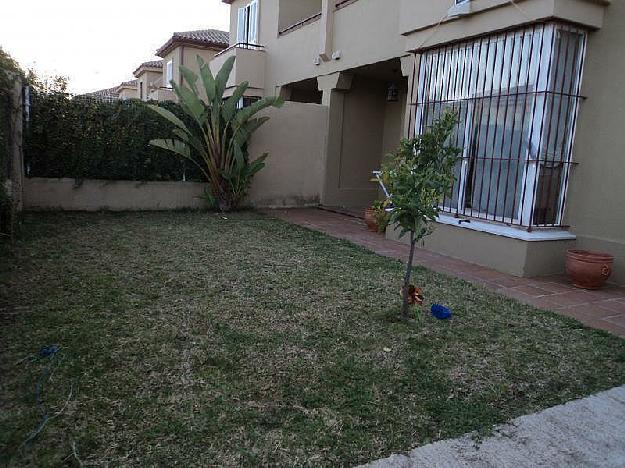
[180,46,185,87]
[319,0,334,62]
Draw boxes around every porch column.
[400,54,421,139]
[317,71,353,206]
[319,0,335,62]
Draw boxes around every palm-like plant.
[148,56,283,211]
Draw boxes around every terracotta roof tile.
[156,29,229,57]
[133,60,163,77]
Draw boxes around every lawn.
[1,211,625,466]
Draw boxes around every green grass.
[1,211,624,466]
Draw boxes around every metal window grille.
[413,22,587,229]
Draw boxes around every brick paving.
[264,208,625,338]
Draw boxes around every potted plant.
[566,249,614,289]
[364,200,390,233]
[364,205,377,231]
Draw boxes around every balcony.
[149,87,176,102]
[278,0,322,35]
[210,43,266,97]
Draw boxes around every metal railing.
[214,42,265,58]
[413,22,588,230]
[278,12,322,36]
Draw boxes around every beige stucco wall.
[227,0,405,95]
[247,101,328,207]
[218,0,623,283]
[136,69,162,101]
[22,104,326,211]
[226,0,606,96]
[336,77,387,207]
[23,178,207,211]
[402,0,607,51]
[117,86,138,100]
[181,46,222,78]
[278,0,321,32]
[210,46,266,96]
[564,0,625,285]
[388,222,576,278]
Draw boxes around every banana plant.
[148,56,284,211]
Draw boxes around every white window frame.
[414,24,587,228]
[237,0,259,45]
[165,60,173,89]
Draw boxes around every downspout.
[319,0,334,62]
[180,45,185,87]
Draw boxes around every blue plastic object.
[39,345,60,358]
[431,304,452,320]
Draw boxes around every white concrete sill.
[436,213,577,242]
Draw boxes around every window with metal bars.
[413,22,587,229]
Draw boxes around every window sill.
[436,213,576,242]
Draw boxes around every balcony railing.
[277,0,360,36]
[278,12,321,36]
[210,43,266,93]
[335,0,359,10]
[214,42,264,58]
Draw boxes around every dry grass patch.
[1,211,624,466]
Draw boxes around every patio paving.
[264,208,625,338]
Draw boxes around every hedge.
[24,93,204,182]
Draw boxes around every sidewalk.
[264,208,625,338]
[361,384,625,468]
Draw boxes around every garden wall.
[23,101,329,211]
[247,101,328,207]
[23,178,206,211]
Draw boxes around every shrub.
[149,56,283,211]
[24,92,204,182]
[381,111,461,318]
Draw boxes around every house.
[154,29,229,101]
[79,86,119,103]
[213,0,625,284]
[115,79,139,100]
[133,60,163,101]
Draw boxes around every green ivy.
[24,93,204,182]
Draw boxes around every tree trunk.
[400,231,417,319]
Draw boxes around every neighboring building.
[133,60,163,101]
[116,79,139,100]
[79,86,119,103]
[214,0,625,284]
[155,29,229,101]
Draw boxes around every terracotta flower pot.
[364,208,378,232]
[566,249,614,290]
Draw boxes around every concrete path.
[360,385,625,468]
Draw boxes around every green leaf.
[179,65,200,95]
[222,81,250,122]
[146,104,190,134]
[214,56,235,104]
[198,56,216,102]
[235,96,284,125]
[149,138,191,159]
[171,81,205,125]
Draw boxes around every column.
[400,54,421,139]
[317,71,353,206]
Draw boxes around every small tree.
[381,111,461,319]
[148,56,284,211]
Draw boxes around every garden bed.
[1,211,624,465]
